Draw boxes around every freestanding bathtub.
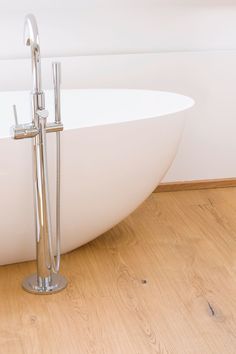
[0,89,194,265]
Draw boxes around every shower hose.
[43,126,61,274]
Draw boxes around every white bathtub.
[0,89,194,265]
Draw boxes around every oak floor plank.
[0,188,236,353]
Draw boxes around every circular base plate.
[22,273,68,295]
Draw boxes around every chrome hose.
[42,123,61,274]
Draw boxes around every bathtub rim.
[0,88,195,139]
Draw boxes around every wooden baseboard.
[154,178,236,193]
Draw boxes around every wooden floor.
[1,187,236,354]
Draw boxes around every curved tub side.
[0,110,188,265]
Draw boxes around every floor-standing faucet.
[11,14,67,294]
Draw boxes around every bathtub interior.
[0,89,194,139]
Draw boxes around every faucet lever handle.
[11,104,39,140]
[12,105,19,125]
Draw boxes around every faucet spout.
[24,14,42,93]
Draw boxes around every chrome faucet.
[11,14,67,294]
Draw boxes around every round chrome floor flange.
[22,273,67,294]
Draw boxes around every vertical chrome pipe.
[26,13,51,284]
[54,62,61,272]
[25,13,52,288]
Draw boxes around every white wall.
[0,2,236,59]
[0,2,236,182]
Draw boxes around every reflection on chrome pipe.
[10,14,67,294]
